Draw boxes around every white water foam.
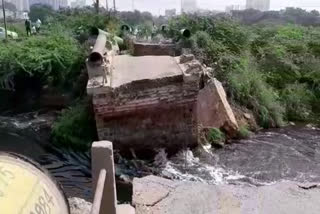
[157,148,247,185]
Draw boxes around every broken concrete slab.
[133,176,178,207]
[69,197,91,214]
[117,204,136,214]
[133,176,320,214]
[69,197,135,214]
[197,78,239,137]
[111,55,183,88]
[179,54,194,64]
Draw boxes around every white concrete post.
[92,141,117,214]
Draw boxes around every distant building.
[23,0,29,11]
[181,0,197,13]
[0,9,15,18]
[57,0,68,9]
[165,9,176,17]
[71,0,86,8]
[226,5,245,13]
[30,0,68,10]
[6,0,30,11]
[246,0,270,11]
[14,11,29,19]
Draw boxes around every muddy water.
[0,114,319,202]
[0,114,132,202]
[161,125,320,186]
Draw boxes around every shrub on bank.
[281,83,314,121]
[169,15,320,127]
[51,102,97,150]
[207,128,226,147]
[228,58,284,128]
[51,9,120,44]
[0,29,84,90]
[238,125,251,139]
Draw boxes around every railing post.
[92,141,117,214]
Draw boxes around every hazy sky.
[83,0,320,15]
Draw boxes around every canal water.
[0,114,319,202]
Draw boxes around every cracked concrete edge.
[117,204,136,214]
[132,176,179,207]
[146,191,170,207]
[298,183,320,190]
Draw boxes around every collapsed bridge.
[86,31,239,155]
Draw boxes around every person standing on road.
[36,19,42,34]
[25,19,31,36]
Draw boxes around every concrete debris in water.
[196,78,239,138]
[68,197,135,214]
[69,197,92,214]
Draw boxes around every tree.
[283,7,309,17]
[310,10,320,17]
[93,0,99,13]
[119,10,153,26]
[29,4,55,22]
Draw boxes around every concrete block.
[117,204,135,214]
[91,141,117,214]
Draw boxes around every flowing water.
[159,126,320,186]
[0,114,320,202]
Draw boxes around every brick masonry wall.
[92,78,200,153]
[133,43,176,56]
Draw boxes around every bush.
[238,125,251,139]
[281,83,314,121]
[51,9,120,43]
[51,102,97,150]
[29,4,56,22]
[228,58,284,128]
[170,14,320,126]
[170,15,248,55]
[0,28,84,90]
[207,128,226,147]
[6,22,26,38]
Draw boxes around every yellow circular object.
[0,153,70,214]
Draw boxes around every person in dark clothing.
[25,19,31,36]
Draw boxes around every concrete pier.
[91,141,135,214]
[92,141,117,214]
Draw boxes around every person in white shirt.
[36,19,42,33]
[31,25,36,35]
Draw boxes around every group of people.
[24,19,42,36]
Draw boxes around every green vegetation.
[0,30,84,89]
[0,7,120,90]
[0,6,122,150]
[169,13,320,127]
[233,7,320,26]
[2,6,320,149]
[51,102,97,150]
[238,125,251,139]
[207,128,226,147]
[280,83,314,121]
[7,22,26,37]
[227,59,285,127]
[29,4,56,22]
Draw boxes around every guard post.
[91,141,117,214]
